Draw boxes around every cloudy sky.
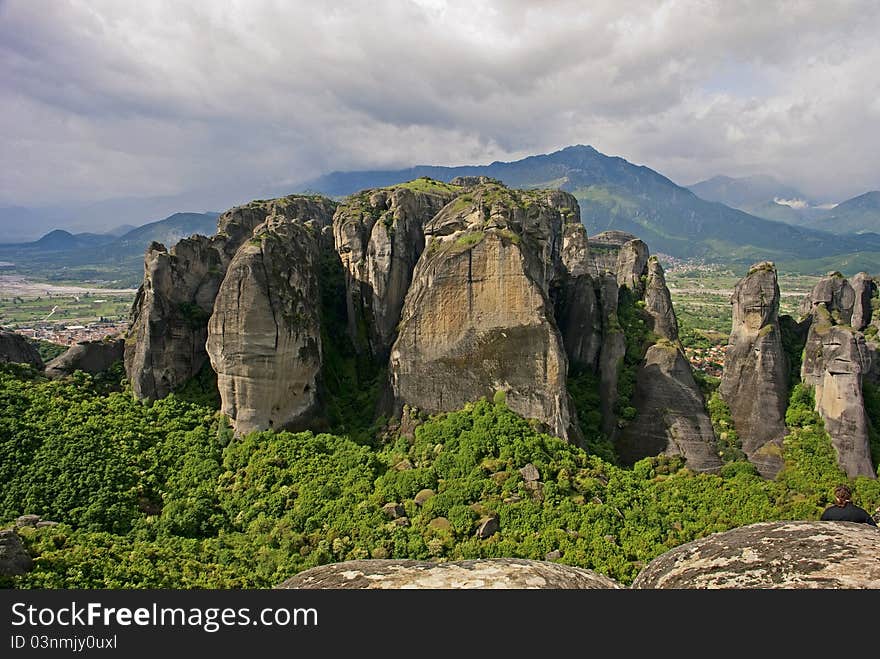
[2,0,879,215]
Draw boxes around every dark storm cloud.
[1,0,878,209]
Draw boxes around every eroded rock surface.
[333,180,460,359]
[45,338,124,378]
[0,330,43,368]
[720,262,788,478]
[390,182,577,440]
[617,341,721,472]
[207,214,326,435]
[801,272,875,478]
[632,521,880,589]
[277,558,623,589]
[0,529,32,577]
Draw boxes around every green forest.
[2,355,878,589]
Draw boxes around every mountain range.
[2,145,878,279]
[300,145,880,273]
[0,212,219,287]
[688,174,879,235]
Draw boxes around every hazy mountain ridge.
[302,145,880,272]
[0,212,220,286]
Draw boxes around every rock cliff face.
[632,521,880,589]
[643,256,678,342]
[719,262,788,478]
[206,214,328,435]
[332,180,460,359]
[0,330,43,368]
[390,183,576,441]
[45,338,124,379]
[277,558,622,589]
[124,236,229,400]
[586,231,639,277]
[556,223,601,369]
[125,196,337,402]
[801,273,874,478]
[617,341,722,472]
[850,272,875,331]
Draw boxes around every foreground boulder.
[0,529,33,577]
[276,558,623,589]
[632,521,880,589]
[0,330,43,369]
[719,262,788,478]
[45,337,124,378]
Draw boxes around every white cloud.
[0,0,878,210]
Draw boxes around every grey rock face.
[632,521,880,589]
[0,330,43,368]
[557,222,602,370]
[615,238,649,294]
[801,272,875,478]
[850,272,876,331]
[719,262,788,478]
[390,183,576,441]
[800,272,855,325]
[125,195,337,402]
[206,214,325,436]
[597,275,625,436]
[0,529,33,577]
[586,231,639,278]
[617,342,722,472]
[124,236,227,400]
[45,338,124,379]
[643,257,678,342]
[333,181,460,359]
[276,558,623,589]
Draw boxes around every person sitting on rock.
[820,485,877,526]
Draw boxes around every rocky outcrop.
[0,330,43,368]
[586,231,639,277]
[124,236,227,400]
[801,273,875,478]
[799,271,855,326]
[276,558,623,589]
[617,341,722,472]
[206,215,326,435]
[643,257,678,342]
[333,180,460,359]
[719,262,788,478]
[632,521,880,589]
[45,337,124,378]
[615,238,649,294]
[850,272,875,331]
[557,223,601,369]
[125,196,337,401]
[0,529,32,577]
[390,182,577,441]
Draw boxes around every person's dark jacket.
[820,502,878,526]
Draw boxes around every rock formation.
[586,230,639,277]
[643,256,678,342]
[45,337,124,379]
[801,273,874,478]
[632,521,880,589]
[0,529,32,577]
[125,196,337,401]
[850,272,875,331]
[0,330,43,368]
[617,340,722,472]
[720,262,788,478]
[206,213,328,435]
[614,238,649,294]
[556,223,601,369]
[332,180,460,359]
[276,558,623,589]
[390,182,576,441]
